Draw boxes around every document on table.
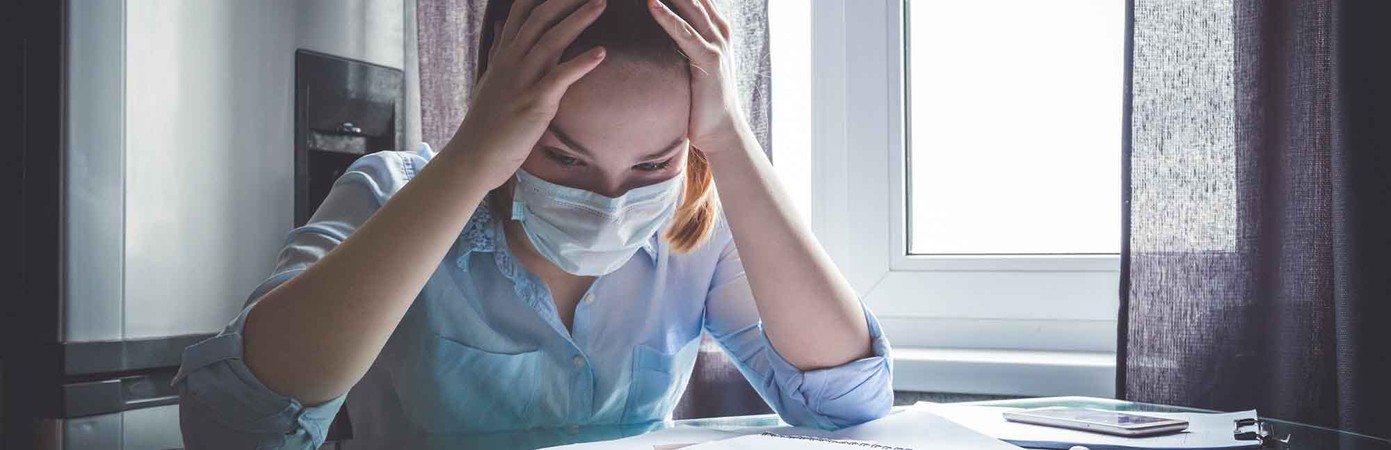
[815,408,1024,450]
[535,426,765,450]
[915,402,1263,450]
[686,434,905,449]
[540,407,1023,450]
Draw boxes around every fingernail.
[594,47,606,59]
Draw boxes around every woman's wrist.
[700,126,764,178]
[442,131,528,183]
[435,142,518,191]
[697,122,760,162]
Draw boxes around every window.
[780,0,1122,397]
[769,0,812,223]
[906,0,1122,256]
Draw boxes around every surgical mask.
[510,169,684,276]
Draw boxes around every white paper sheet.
[681,409,1024,450]
[828,409,1026,450]
[686,434,893,449]
[537,425,779,450]
[543,408,1025,450]
[915,403,1263,450]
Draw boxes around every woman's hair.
[478,0,720,253]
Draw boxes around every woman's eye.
[634,159,673,172]
[544,149,582,167]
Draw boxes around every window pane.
[769,0,812,223]
[907,0,1123,255]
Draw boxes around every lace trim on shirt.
[450,199,560,328]
[454,202,498,273]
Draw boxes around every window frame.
[807,0,1119,397]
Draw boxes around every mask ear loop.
[510,172,526,221]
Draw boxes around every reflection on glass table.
[331,396,1391,450]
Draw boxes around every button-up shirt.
[173,143,893,449]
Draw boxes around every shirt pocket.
[622,338,701,424]
[395,336,543,433]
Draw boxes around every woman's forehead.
[550,61,690,158]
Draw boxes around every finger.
[669,0,721,44]
[537,46,607,101]
[648,0,719,62]
[697,0,731,41]
[488,20,504,66]
[526,0,606,68]
[500,0,539,46]
[513,0,591,55]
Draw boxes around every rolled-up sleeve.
[174,299,347,449]
[173,146,431,449]
[702,229,894,430]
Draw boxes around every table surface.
[333,396,1391,450]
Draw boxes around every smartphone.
[1002,407,1190,437]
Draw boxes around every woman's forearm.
[242,148,494,405]
[703,126,872,371]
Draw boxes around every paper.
[915,402,1262,450]
[688,434,904,449]
[682,409,1023,450]
[544,408,1023,450]
[828,409,1025,450]
[537,425,776,450]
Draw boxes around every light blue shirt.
[173,143,893,449]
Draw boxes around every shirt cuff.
[172,271,346,446]
[762,304,894,429]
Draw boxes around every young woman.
[174,0,892,447]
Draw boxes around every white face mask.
[510,169,684,276]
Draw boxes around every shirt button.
[583,293,595,304]
[572,356,586,369]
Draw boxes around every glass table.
[332,396,1391,450]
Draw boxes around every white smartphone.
[1002,407,1190,437]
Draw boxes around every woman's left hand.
[648,0,750,154]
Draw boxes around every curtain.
[416,0,771,155]
[416,0,773,419]
[1121,0,1391,438]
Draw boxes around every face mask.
[510,169,684,276]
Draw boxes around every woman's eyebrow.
[638,138,686,161]
[548,123,685,161]
[547,124,594,157]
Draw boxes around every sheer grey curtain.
[1122,0,1391,438]
[415,0,773,419]
[416,0,770,155]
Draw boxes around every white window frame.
[807,0,1119,397]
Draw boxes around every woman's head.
[479,0,719,253]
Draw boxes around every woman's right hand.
[447,0,608,189]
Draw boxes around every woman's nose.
[587,177,630,198]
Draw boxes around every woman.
[174,0,892,447]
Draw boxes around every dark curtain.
[1121,0,1391,438]
[416,0,773,419]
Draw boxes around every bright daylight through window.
[907,0,1123,255]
